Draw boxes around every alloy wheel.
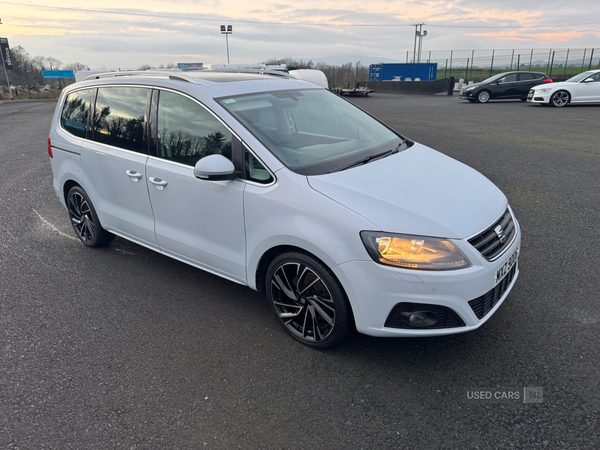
[68,191,95,243]
[270,262,337,343]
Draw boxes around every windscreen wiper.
[338,142,404,172]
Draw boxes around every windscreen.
[566,71,593,82]
[217,89,404,175]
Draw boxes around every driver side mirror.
[583,78,594,83]
[194,154,238,181]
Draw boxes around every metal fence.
[407,48,600,80]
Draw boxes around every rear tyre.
[477,90,491,103]
[266,252,353,349]
[67,186,114,247]
[550,90,570,107]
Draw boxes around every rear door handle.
[149,177,168,190]
[126,170,143,182]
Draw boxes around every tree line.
[0,44,372,92]
[1,45,89,91]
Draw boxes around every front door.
[146,90,247,283]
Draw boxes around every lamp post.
[416,26,427,64]
[220,25,232,64]
[0,17,14,100]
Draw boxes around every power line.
[1,1,599,29]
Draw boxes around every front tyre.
[477,90,491,103]
[550,90,570,107]
[67,186,114,247]
[266,252,353,349]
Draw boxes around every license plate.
[495,247,519,285]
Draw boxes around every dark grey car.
[460,71,552,103]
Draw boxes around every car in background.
[527,69,600,107]
[460,71,552,103]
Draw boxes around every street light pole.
[220,25,232,64]
[0,18,14,101]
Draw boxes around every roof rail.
[81,70,197,83]
[208,67,291,78]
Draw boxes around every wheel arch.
[255,244,334,293]
[63,179,82,204]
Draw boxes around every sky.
[0,0,599,69]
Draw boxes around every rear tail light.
[543,78,553,83]
[47,137,53,158]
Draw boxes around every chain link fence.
[407,48,600,80]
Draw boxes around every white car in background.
[528,69,600,107]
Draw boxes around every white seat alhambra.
[48,69,520,348]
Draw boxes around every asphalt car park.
[1,95,599,448]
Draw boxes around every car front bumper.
[527,89,551,104]
[332,219,521,337]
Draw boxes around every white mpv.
[48,70,520,348]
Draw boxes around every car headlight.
[536,88,552,93]
[464,86,475,92]
[360,232,472,270]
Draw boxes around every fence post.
[546,49,552,73]
[510,49,514,70]
[529,49,533,71]
[564,49,570,74]
[581,48,587,72]
[517,54,520,71]
[449,50,453,77]
[549,51,555,77]
[470,50,474,78]
[589,49,595,70]
[444,59,448,78]
[466,58,469,79]
[490,49,495,76]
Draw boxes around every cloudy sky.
[1,0,599,69]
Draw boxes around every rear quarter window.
[61,89,91,138]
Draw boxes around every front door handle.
[126,170,143,182]
[149,177,168,190]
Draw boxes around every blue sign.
[42,70,75,79]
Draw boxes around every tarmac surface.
[1,95,599,449]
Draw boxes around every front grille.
[385,303,466,329]
[468,263,517,319]
[468,208,516,260]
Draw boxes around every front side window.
[157,91,233,166]
[61,89,91,138]
[92,87,149,153]
[218,89,404,175]
[499,74,517,83]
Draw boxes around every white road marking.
[33,209,79,242]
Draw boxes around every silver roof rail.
[81,70,197,83]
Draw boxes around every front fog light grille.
[468,263,517,319]
[384,303,466,329]
[468,208,515,260]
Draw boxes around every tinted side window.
[93,87,149,153]
[500,74,517,82]
[518,73,534,81]
[61,90,91,138]
[157,91,232,166]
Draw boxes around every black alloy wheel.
[550,90,570,107]
[67,186,114,247]
[477,90,491,103]
[266,252,353,348]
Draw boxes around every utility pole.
[413,23,427,64]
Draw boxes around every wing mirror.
[194,154,237,181]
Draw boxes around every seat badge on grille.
[494,225,507,244]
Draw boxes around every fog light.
[399,311,439,327]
